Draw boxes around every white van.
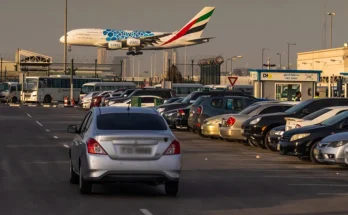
[0,82,21,103]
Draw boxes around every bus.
[200,84,254,95]
[153,83,203,97]
[22,76,101,103]
[0,82,22,103]
[80,82,136,100]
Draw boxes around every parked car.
[241,98,348,149]
[155,90,257,115]
[218,102,296,144]
[268,125,286,150]
[89,91,114,109]
[279,110,348,163]
[188,95,261,136]
[79,91,101,109]
[109,95,162,108]
[314,132,348,165]
[67,107,181,195]
[285,106,348,131]
[104,89,136,106]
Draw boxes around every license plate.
[120,146,152,155]
[277,144,280,151]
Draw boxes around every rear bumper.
[219,126,246,141]
[81,154,181,183]
[202,124,220,137]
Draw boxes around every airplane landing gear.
[126,47,143,56]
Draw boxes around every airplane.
[59,6,215,56]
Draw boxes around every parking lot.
[2,105,348,215]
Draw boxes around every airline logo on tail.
[162,7,215,46]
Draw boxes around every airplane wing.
[186,37,215,43]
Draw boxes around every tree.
[165,64,183,83]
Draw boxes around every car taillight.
[87,138,107,155]
[295,124,301,128]
[163,139,180,155]
[227,117,236,126]
[178,109,185,116]
[197,106,202,114]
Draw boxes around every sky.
[0,0,348,72]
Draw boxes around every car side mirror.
[67,125,78,133]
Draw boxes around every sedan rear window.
[97,113,167,130]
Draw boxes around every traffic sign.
[228,76,238,86]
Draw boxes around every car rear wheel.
[165,181,179,197]
[247,138,258,147]
[264,131,277,151]
[69,160,79,184]
[79,166,92,194]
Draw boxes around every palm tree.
[165,64,183,83]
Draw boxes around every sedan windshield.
[97,113,168,130]
[320,111,348,126]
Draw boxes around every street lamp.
[327,12,336,48]
[277,52,285,69]
[230,55,242,74]
[287,42,296,69]
[262,48,270,69]
[137,58,142,87]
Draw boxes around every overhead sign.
[228,76,238,86]
[260,72,318,81]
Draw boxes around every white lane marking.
[36,121,43,127]
[27,161,69,164]
[63,144,69,148]
[53,136,58,139]
[27,113,32,118]
[317,193,348,196]
[46,129,50,132]
[289,184,348,187]
[140,209,153,215]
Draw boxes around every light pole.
[287,42,296,69]
[230,55,242,75]
[262,48,270,69]
[150,54,153,79]
[137,58,142,87]
[277,53,283,69]
[327,12,336,48]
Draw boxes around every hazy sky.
[0,0,348,71]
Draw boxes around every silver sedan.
[67,106,181,196]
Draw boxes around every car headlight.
[249,117,261,125]
[275,131,284,136]
[290,133,310,142]
[328,140,348,148]
[157,108,165,113]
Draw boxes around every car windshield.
[97,113,168,130]
[81,85,95,94]
[284,100,312,114]
[239,104,261,115]
[0,83,9,91]
[24,78,38,91]
[320,111,348,126]
[302,108,331,120]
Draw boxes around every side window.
[336,110,348,115]
[281,105,292,112]
[141,97,154,103]
[233,99,243,111]
[260,106,284,114]
[246,99,257,107]
[79,112,92,134]
[211,99,223,108]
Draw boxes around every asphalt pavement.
[1,105,348,215]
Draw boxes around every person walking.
[293,91,301,101]
[314,91,319,98]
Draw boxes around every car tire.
[69,160,79,184]
[248,138,258,147]
[165,181,179,197]
[309,141,322,164]
[198,129,208,138]
[264,131,277,151]
[79,166,92,194]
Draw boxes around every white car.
[109,95,162,108]
[285,106,348,131]
[80,91,101,109]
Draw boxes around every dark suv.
[155,90,261,115]
[188,95,260,134]
[241,98,348,149]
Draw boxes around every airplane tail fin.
[162,7,215,45]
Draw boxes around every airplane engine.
[108,41,122,49]
[126,38,141,47]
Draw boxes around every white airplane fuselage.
[60,28,206,50]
